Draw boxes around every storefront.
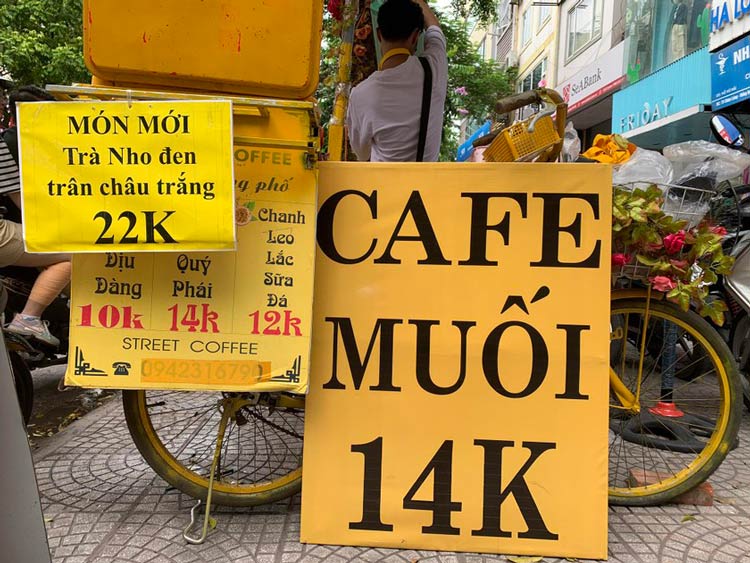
[557,41,626,147]
[709,0,750,114]
[612,47,712,149]
[624,0,709,83]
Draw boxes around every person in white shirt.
[346,0,447,162]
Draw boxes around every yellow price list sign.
[17,100,235,252]
[65,143,316,394]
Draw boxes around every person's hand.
[414,0,439,28]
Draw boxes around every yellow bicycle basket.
[483,114,560,162]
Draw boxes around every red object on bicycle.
[649,401,685,418]
[328,0,343,20]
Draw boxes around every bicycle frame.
[609,287,665,413]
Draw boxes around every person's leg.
[0,220,70,346]
[13,254,71,316]
[6,253,70,347]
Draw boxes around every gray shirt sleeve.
[0,139,20,195]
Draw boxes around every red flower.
[663,231,686,255]
[353,45,367,57]
[611,253,631,266]
[355,25,372,40]
[710,225,728,236]
[650,276,676,292]
[670,258,689,270]
[327,0,343,20]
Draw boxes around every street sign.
[456,121,491,162]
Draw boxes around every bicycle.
[120,89,741,508]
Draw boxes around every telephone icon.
[112,362,132,375]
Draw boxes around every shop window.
[566,0,603,61]
[519,58,547,92]
[521,9,532,47]
[624,0,706,82]
[538,4,552,27]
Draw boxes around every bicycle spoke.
[134,390,304,493]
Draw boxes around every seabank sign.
[301,163,611,559]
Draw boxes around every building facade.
[456,0,736,157]
[612,0,713,149]
[554,0,626,146]
[515,0,559,96]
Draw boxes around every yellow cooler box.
[83,0,323,99]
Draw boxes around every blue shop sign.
[712,35,750,110]
[456,121,491,162]
[612,48,710,134]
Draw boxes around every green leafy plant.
[612,185,734,325]
[449,0,499,25]
[0,0,90,86]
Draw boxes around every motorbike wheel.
[730,312,750,409]
[9,351,33,425]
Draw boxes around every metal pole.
[0,333,51,563]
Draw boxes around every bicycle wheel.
[608,297,741,506]
[645,319,711,382]
[9,351,33,425]
[122,390,304,507]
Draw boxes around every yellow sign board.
[18,100,235,252]
[64,146,315,393]
[301,163,611,559]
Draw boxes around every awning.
[568,94,615,130]
[621,105,713,150]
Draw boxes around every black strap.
[417,56,432,162]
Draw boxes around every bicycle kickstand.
[183,399,232,545]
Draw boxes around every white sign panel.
[710,0,750,51]
[557,43,625,113]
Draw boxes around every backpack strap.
[417,56,432,162]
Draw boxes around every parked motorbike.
[1,247,70,424]
[707,114,750,407]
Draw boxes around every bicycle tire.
[122,390,303,507]
[10,351,33,425]
[608,297,741,506]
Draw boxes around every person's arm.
[414,0,439,29]
[421,4,446,61]
[346,93,372,161]
[8,192,21,210]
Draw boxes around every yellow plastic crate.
[83,0,323,99]
[483,115,560,162]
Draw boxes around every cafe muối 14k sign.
[64,142,316,393]
[17,100,235,252]
[301,163,611,559]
